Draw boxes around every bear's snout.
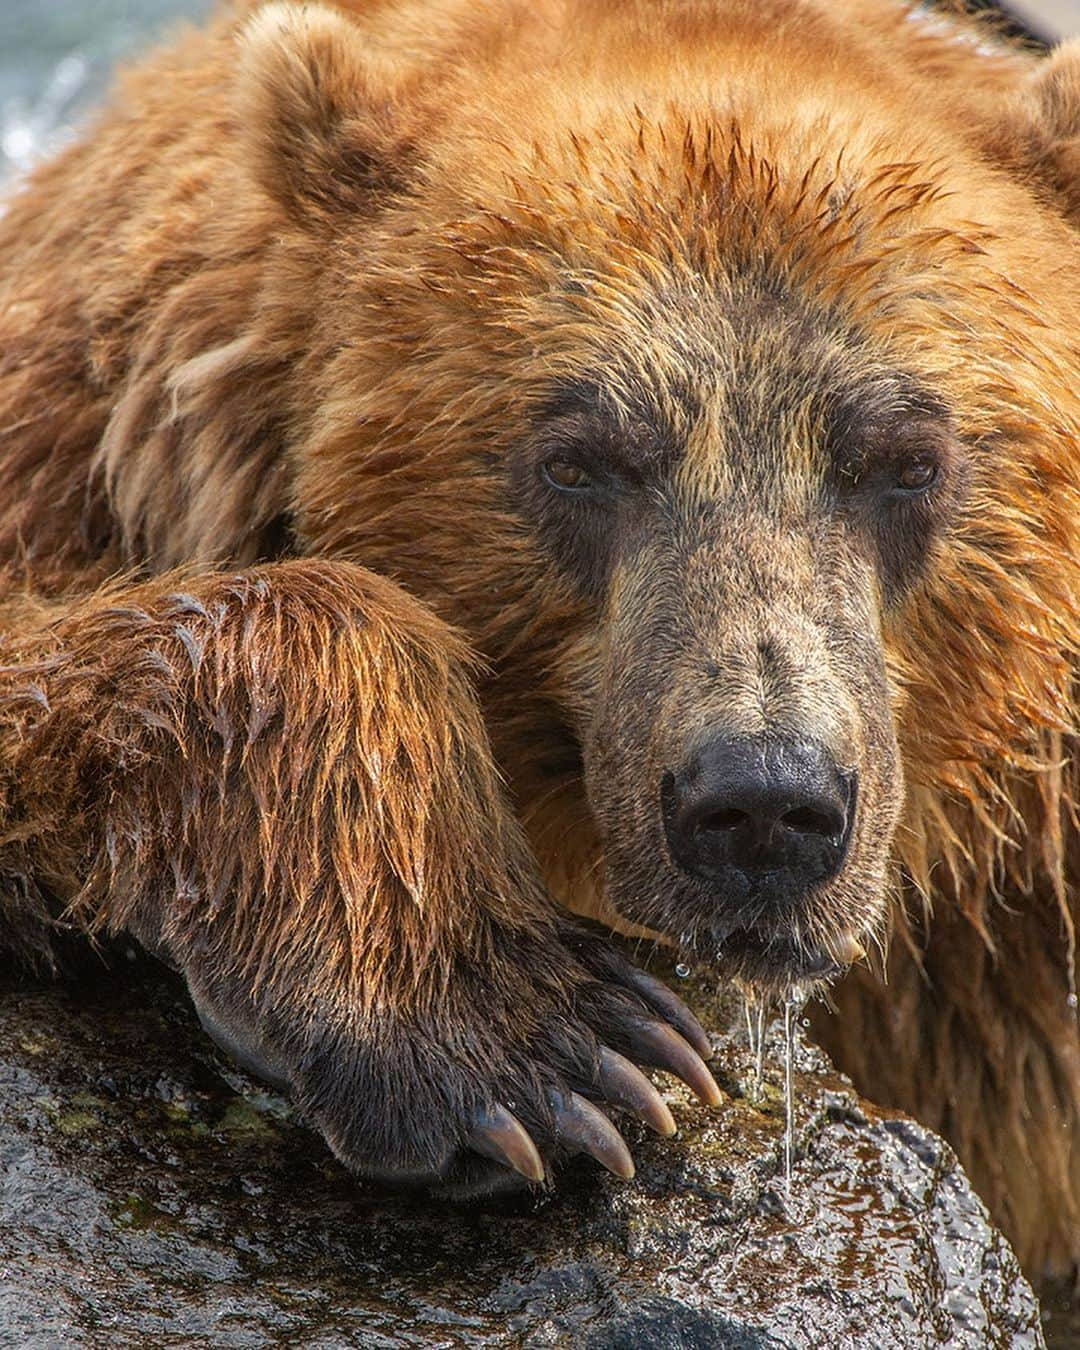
[660,735,855,913]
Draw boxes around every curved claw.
[623,968,714,1061]
[597,1046,676,1136]
[549,1089,635,1179]
[623,1016,723,1107]
[467,1104,545,1183]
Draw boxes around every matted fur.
[0,0,1077,1277]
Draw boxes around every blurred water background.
[0,0,210,183]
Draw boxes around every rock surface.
[0,956,1044,1349]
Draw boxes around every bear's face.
[507,271,960,985]
[273,5,1080,991]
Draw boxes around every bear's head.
[241,2,1080,992]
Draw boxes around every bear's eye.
[894,456,938,493]
[542,458,593,492]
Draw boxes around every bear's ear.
[1027,39,1080,223]
[235,3,421,228]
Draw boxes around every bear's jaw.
[713,926,846,986]
[600,862,886,995]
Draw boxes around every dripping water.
[743,1000,754,1062]
[783,997,795,1197]
[742,990,767,1104]
[742,982,809,1198]
[783,983,808,1199]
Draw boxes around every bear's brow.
[821,374,952,459]
[537,377,687,479]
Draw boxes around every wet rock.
[0,957,1044,1348]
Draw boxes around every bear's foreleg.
[0,559,718,1188]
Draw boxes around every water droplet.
[1068,992,1078,1010]
[674,962,690,979]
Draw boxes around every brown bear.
[0,0,1077,1282]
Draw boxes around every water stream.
[742,981,810,1200]
[742,989,767,1104]
[782,983,808,1198]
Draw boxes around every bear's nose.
[661,737,855,897]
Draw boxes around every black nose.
[662,737,854,898]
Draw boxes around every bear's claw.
[596,1046,677,1137]
[466,1026,703,1187]
[622,969,714,1061]
[468,1104,546,1182]
[619,1016,724,1107]
[548,1089,635,1179]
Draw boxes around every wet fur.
[0,0,1078,1276]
